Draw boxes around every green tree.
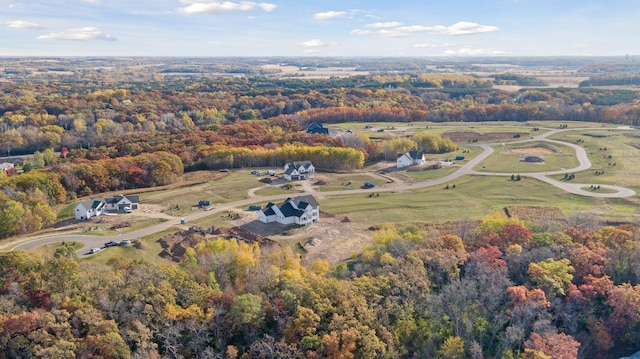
[528,259,574,297]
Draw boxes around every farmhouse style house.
[397,150,426,169]
[75,194,139,220]
[257,195,319,226]
[284,161,315,181]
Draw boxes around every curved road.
[7,126,637,255]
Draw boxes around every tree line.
[1,214,640,358]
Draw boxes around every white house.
[104,194,140,212]
[284,161,315,181]
[257,195,319,226]
[397,150,426,169]
[0,162,14,172]
[75,194,140,220]
[75,199,106,220]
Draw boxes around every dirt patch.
[511,147,556,155]
[290,218,373,266]
[504,206,564,222]
[406,161,442,171]
[444,131,527,142]
[237,213,374,266]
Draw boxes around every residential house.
[257,195,319,226]
[75,199,106,220]
[75,194,140,220]
[104,194,140,212]
[397,150,426,169]
[305,122,329,135]
[284,161,315,181]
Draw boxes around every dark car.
[104,240,119,248]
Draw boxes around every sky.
[0,0,638,57]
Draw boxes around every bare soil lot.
[239,213,374,266]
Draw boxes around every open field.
[139,170,274,215]
[86,230,172,265]
[320,175,640,224]
[549,130,640,188]
[474,142,580,173]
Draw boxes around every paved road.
[7,126,637,255]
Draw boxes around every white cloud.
[443,47,508,56]
[313,11,346,20]
[379,29,408,37]
[179,0,277,14]
[429,21,499,36]
[350,29,372,36]
[366,21,403,28]
[365,20,499,37]
[38,26,116,41]
[4,20,43,29]
[304,49,322,54]
[300,39,325,47]
[413,42,455,48]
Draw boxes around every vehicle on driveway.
[88,248,101,254]
[104,240,119,248]
[119,239,131,245]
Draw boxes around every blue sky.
[0,0,638,57]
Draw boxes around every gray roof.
[408,150,424,160]
[79,198,105,210]
[104,194,140,204]
[289,195,319,209]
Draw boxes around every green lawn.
[86,229,174,265]
[474,143,579,173]
[320,175,640,224]
[139,170,268,215]
[81,218,167,236]
[549,130,640,188]
[402,167,458,182]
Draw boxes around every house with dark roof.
[284,161,315,181]
[74,194,140,220]
[104,194,140,212]
[397,150,426,169]
[305,122,329,135]
[75,199,106,220]
[257,195,319,226]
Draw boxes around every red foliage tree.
[524,332,580,359]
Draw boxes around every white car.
[88,248,101,254]
[123,206,132,213]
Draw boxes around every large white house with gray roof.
[257,195,319,226]
[283,161,315,181]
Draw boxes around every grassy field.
[321,175,640,224]
[80,218,167,236]
[139,170,270,215]
[474,142,580,173]
[86,229,172,265]
[549,129,640,189]
[32,241,82,258]
[402,166,459,182]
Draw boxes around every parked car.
[104,240,119,248]
[119,239,131,245]
[88,248,101,254]
[123,206,132,213]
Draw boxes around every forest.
[1,214,640,358]
[1,58,640,358]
